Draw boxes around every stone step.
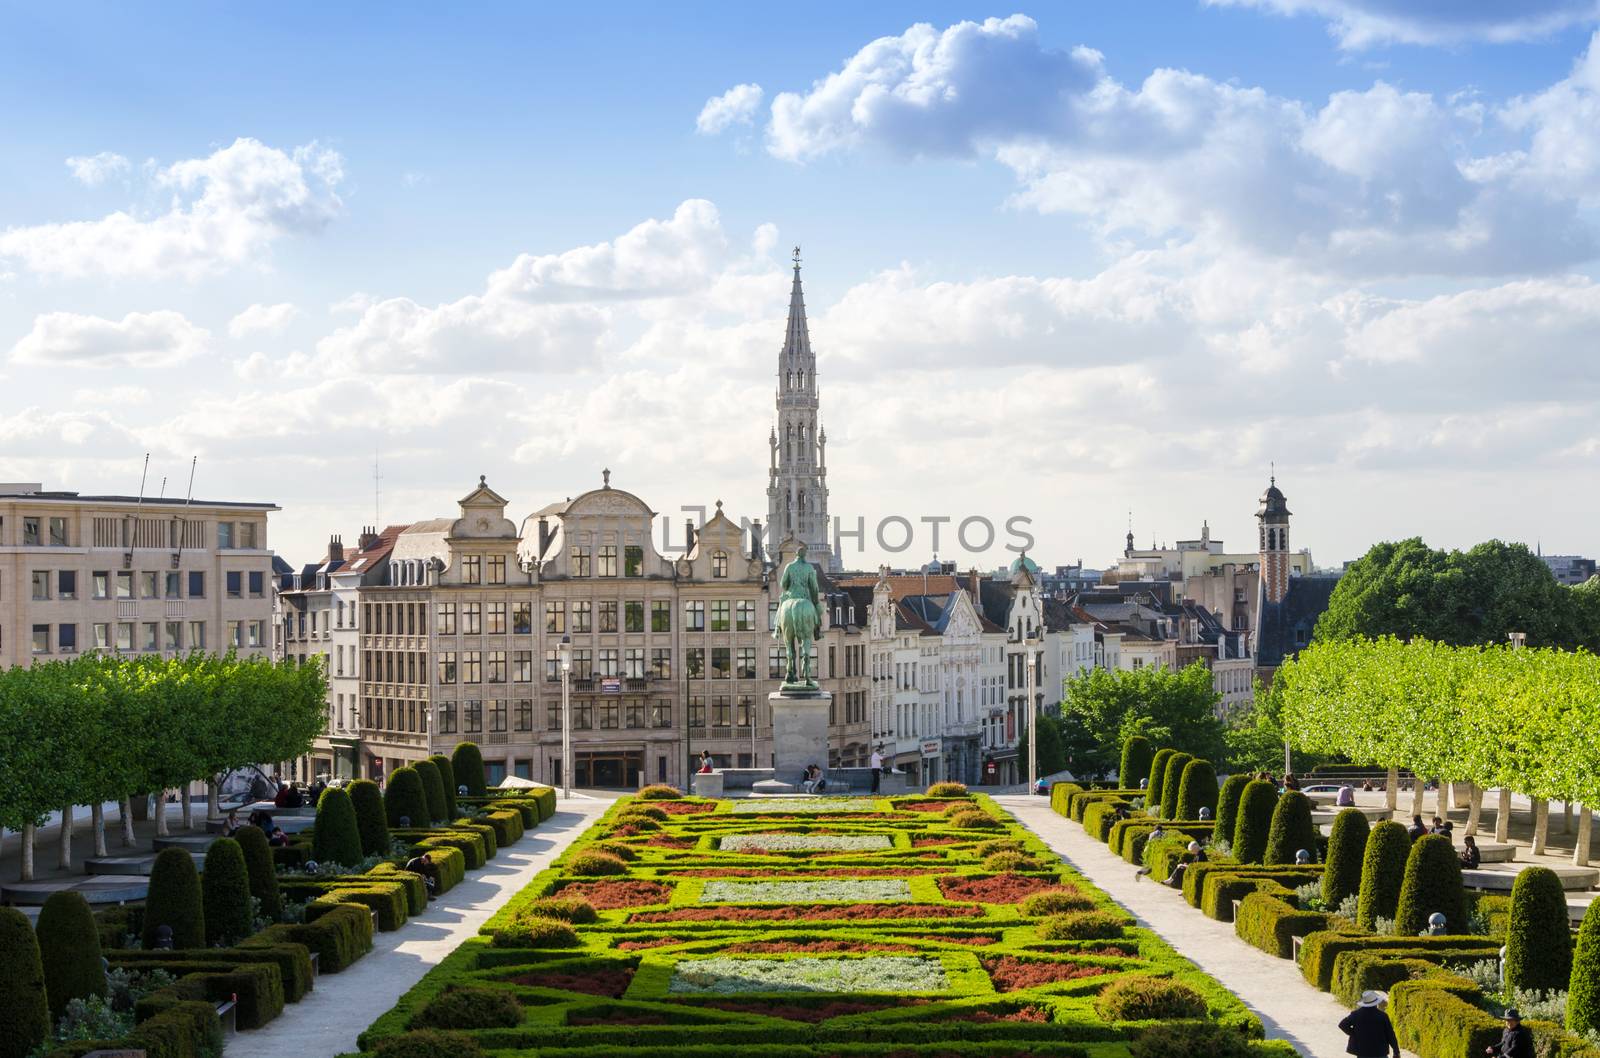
[84,852,205,876]
[1464,863,1600,892]
[1,874,149,906]
[152,834,216,852]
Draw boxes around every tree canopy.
[1058,661,1227,765]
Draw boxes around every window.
[462,651,482,684]
[624,647,645,678]
[226,571,242,598]
[572,600,592,632]
[712,695,731,727]
[650,648,672,680]
[251,621,267,648]
[164,622,180,651]
[572,648,592,679]
[462,603,482,635]
[769,646,784,679]
[736,600,756,631]
[143,622,159,651]
[769,599,779,629]
[165,571,181,598]
[187,571,204,598]
[141,571,159,598]
[685,600,705,631]
[651,600,671,633]
[737,647,756,680]
[437,703,457,735]
[544,650,561,682]
[248,571,264,598]
[239,522,258,549]
[437,603,457,635]
[626,700,646,728]
[513,650,533,682]
[117,622,134,651]
[487,602,507,634]
[515,699,533,732]
[31,571,48,600]
[188,621,205,650]
[711,647,731,679]
[710,600,730,632]
[487,555,506,584]
[488,700,508,732]
[93,571,110,599]
[736,695,753,727]
[486,650,507,683]
[686,647,704,678]
[652,700,672,728]
[598,648,618,677]
[464,700,484,733]
[512,601,532,634]
[23,517,41,546]
[547,702,562,730]
[569,546,591,577]
[625,601,644,633]
[688,695,705,728]
[218,522,234,549]
[712,550,729,578]
[624,545,643,577]
[57,570,76,600]
[32,624,49,654]
[438,652,457,684]
[598,700,619,729]
[462,555,482,584]
[599,600,618,633]
[544,601,565,634]
[93,623,111,650]
[572,701,593,729]
[48,517,67,546]
[598,545,617,577]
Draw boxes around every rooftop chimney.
[750,520,764,561]
[685,518,696,553]
[537,517,552,560]
[357,525,379,550]
[328,534,345,563]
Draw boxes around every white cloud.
[8,310,210,368]
[65,151,130,186]
[1204,0,1600,49]
[0,138,343,279]
[228,302,301,338]
[696,83,764,135]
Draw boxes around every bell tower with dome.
[1257,473,1291,606]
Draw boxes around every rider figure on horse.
[774,541,820,689]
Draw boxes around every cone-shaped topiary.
[415,760,448,823]
[429,755,459,819]
[1506,866,1572,993]
[202,836,254,947]
[452,742,487,797]
[0,907,50,1058]
[1119,736,1153,790]
[1264,790,1318,865]
[1215,774,1251,849]
[1176,759,1218,821]
[386,766,431,828]
[236,824,282,922]
[1322,808,1370,908]
[1159,753,1194,820]
[1569,900,1600,1034]
[1356,820,1411,931]
[1232,780,1279,864]
[1395,833,1467,936]
[312,786,364,867]
[37,890,105,1022]
[349,779,391,856]
[143,845,205,949]
[1146,748,1175,808]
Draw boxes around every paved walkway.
[226,796,612,1058]
[995,796,1414,1058]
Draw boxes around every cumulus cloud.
[65,151,130,186]
[228,302,301,338]
[0,138,343,279]
[8,310,210,368]
[696,83,764,134]
[1204,0,1600,49]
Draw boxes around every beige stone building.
[1,482,276,669]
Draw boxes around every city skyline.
[3,4,1599,568]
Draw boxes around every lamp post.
[1025,630,1040,793]
[559,634,573,800]
[350,704,361,781]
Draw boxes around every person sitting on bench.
[800,764,827,793]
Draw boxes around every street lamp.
[350,704,361,781]
[558,634,573,800]
[1026,629,1041,794]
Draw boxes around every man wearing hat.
[1486,1009,1533,1058]
[1338,990,1400,1058]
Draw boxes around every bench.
[216,997,237,1036]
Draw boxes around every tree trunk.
[156,791,171,837]
[1574,805,1592,866]
[1385,767,1398,812]
[1438,780,1452,817]
[91,802,108,858]
[207,780,220,821]
[21,823,35,881]
[1465,784,1482,837]
[1411,779,1426,818]
[181,785,194,830]
[1495,788,1513,843]
[119,797,136,847]
[58,805,73,870]
[1564,801,1574,835]
[1532,799,1550,856]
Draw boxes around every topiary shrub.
[490,916,580,949]
[375,1029,486,1058]
[1356,820,1411,931]
[1146,748,1176,808]
[348,779,391,857]
[1093,973,1208,1021]
[1231,780,1278,864]
[409,985,523,1030]
[982,851,1041,872]
[428,755,459,820]
[1037,911,1126,941]
[565,851,628,876]
[1159,752,1194,820]
[36,891,105,1023]
[1264,790,1317,865]
[1568,900,1600,1034]
[0,907,50,1058]
[589,840,638,862]
[143,846,205,949]
[947,809,1002,831]
[1020,888,1098,916]
[386,767,431,829]
[452,742,487,797]
[1176,759,1218,821]
[977,839,1025,858]
[1395,833,1467,936]
[235,824,283,922]
[1119,736,1153,789]
[1321,808,1369,910]
[1130,1022,1253,1058]
[637,784,682,800]
[1215,774,1251,847]
[611,816,660,833]
[619,804,668,821]
[926,782,970,797]
[1506,866,1572,993]
[202,836,254,947]
[525,897,599,924]
[415,760,448,823]
[312,786,364,867]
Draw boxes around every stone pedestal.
[690,772,724,798]
[769,691,832,783]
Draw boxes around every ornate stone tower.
[1257,473,1291,605]
[767,248,837,571]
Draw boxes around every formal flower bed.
[353,791,1301,1058]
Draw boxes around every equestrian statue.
[773,542,820,690]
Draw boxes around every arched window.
[712,551,729,578]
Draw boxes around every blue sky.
[3,2,1599,569]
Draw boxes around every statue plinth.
[769,690,832,781]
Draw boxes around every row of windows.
[416,599,779,637]
[20,569,236,602]
[22,619,260,655]
[435,698,672,733]
[1,514,261,549]
[687,695,756,729]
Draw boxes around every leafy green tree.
[202,837,254,947]
[1019,716,1068,779]
[1175,759,1218,821]
[1506,866,1572,993]
[312,787,363,867]
[1395,834,1467,935]
[143,846,205,949]
[1323,809,1370,909]
[1232,781,1278,864]
[0,907,50,1058]
[1060,662,1226,764]
[36,891,105,1022]
[1119,736,1153,789]
[1357,821,1411,931]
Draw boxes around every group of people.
[1341,989,1530,1058]
[219,807,292,847]
[696,745,895,794]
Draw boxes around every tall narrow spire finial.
[793,245,801,268]
[602,467,611,488]
[1270,460,1275,487]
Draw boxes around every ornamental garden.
[353,783,1298,1058]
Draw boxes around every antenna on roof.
[158,476,167,499]
[125,453,149,569]
[173,457,196,568]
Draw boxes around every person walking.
[1486,1009,1533,1058]
[869,745,884,793]
[1339,990,1400,1058]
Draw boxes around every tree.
[235,824,282,923]
[312,787,363,867]
[1019,716,1068,779]
[1395,834,1467,936]
[1357,821,1411,931]
[202,837,253,947]
[1146,748,1175,809]
[1265,791,1318,865]
[1176,759,1218,821]
[349,779,391,856]
[415,760,448,823]
[1506,866,1572,993]
[1160,752,1194,820]
[386,767,430,828]
[428,755,459,820]
[1323,809,1370,909]
[1215,774,1251,849]
[1570,901,1600,1034]
[1060,663,1227,764]
[1232,781,1278,864]
[1119,736,1153,789]
[0,907,50,1058]
[452,742,487,797]
[36,891,104,1022]
[143,846,204,949]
